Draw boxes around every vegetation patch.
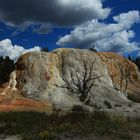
[104,100,112,109]
[128,94,140,103]
[0,56,15,86]
[71,105,86,112]
[0,111,139,140]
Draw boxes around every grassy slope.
[0,111,140,140]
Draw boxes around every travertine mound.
[0,48,140,116]
[98,52,140,101]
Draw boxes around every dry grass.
[0,111,139,140]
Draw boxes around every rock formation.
[98,52,140,101]
[0,48,140,116]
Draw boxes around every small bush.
[93,103,102,110]
[71,105,85,112]
[114,104,122,107]
[128,95,140,103]
[104,100,112,109]
[40,130,57,140]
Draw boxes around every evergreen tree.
[0,56,15,86]
[88,45,97,52]
[40,47,49,52]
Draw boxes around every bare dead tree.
[118,61,131,97]
[111,75,120,91]
[118,63,124,92]
[56,52,101,104]
[124,62,131,97]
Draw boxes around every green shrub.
[93,103,102,110]
[104,100,112,109]
[128,95,140,103]
[40,130,57,140]
[71,105,85,112]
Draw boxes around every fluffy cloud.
[95,30,139,53]
[57,11,140,54]
[0,0,110,27]
[0,39,40,60]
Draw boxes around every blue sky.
[0,0,140,59]
[0,22,72,50]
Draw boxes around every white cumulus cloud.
[57,10,140,54]
[0,39,40,60]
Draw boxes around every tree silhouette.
[57,52,100,104]
[40,47,49,52]
[0,56,15,86]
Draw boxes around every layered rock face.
[98,52,140,101]
[0,48,140,116]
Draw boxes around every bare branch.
[58,51,100,104]
[86,75,101,82]
[88,58,96,80]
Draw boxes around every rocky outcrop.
[98,52,140,101]
[0,48,140,116]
